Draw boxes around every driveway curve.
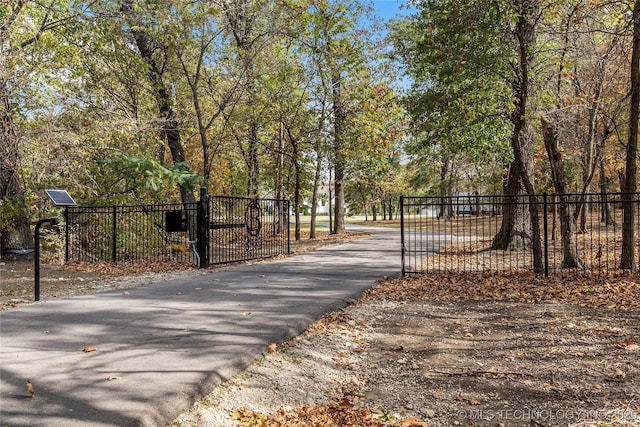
[0,226,400,426]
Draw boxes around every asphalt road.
[0,226,400,427]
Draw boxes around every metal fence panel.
[401,193,640,276]
[208,196,290,265]
[66,203,198,264]
[65,195,290,266]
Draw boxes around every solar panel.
[45,189,77,206]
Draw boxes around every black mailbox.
[165,210,189,232]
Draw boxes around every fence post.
[543,193,549,277]
[111,205,117,262]
[286,200,291,255]
[65,206,70,263]
[197,187,209,268]
[400,196,405,276]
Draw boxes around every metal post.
[400,196,405,276]
[111,205,117,262]
[197,187,209,268]
[35,218,58,301]
[286,200,291,254]
[543,193,549,278]
[64,206,70,262]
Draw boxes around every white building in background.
[304,184,353,215]
[300,184,332,215]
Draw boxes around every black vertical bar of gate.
[111,205,117,262]
[543,193,549,277]
[400,196,405,276]
[65,206,70,262]
[197,187,210,268]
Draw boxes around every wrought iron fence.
[65,192,290,267]
[401,193,640,276]
[66,203,199,264]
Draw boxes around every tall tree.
[542,116,584,268]
[120,0,197,207]
[218,0,270,197]
[0,1,76,251]
[621,0,640,270]
[309,0,375,234]
[391,0,539,268]
[503,0,543,272]
[172,1,241,185]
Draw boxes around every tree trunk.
[542,117,584,269]
[293,149,302,242]
[0,0,61,253]
[332,72,346,235]
[492,162,531,250]
[599,156,615,225]
[246,123,260,197]
[436,157,456,220]
[310,150,322,240]
[328,163,333,234]
[122,1,196,208]
[492,0,542,274]
[274,126,285,235]
[620,0,640,270]
[221,0,261,198]
[0,80,33,251]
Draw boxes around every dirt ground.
[3,233,640,427]
[170,274,640,427]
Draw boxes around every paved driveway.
[0,226,400,426]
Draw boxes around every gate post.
[111,205,117,262]
[65,206,70,263]
[543,192,549,277]
[400,196,405,276]
[197,187,209,268]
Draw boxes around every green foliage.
[391,0,514,193]
[9,0,406,228]
[0,197,26,231]
[108,156,202,194]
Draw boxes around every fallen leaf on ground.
[611,368,626,379]
[83,346,97,353]
[363,271,640,311]
[616,340,640,351]
[401,416,428,426]
[457,393,480,405]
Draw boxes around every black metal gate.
[202,192,290,265]
[65,189,290,267]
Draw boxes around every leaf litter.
[173,271,640,427]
